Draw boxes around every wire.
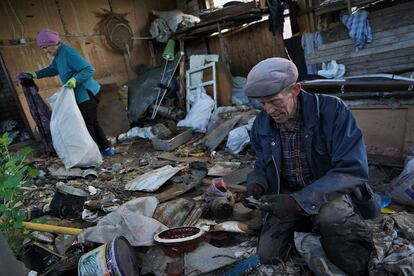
[7,0,24,38]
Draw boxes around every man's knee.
[257,214,300,264]
[315,195,355,232]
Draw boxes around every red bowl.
[154,226,205,257]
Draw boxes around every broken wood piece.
[204,115,241,151]
[156,181,199,203]
[158,152,209,163]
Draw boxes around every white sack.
[48,87,102,169]
[177,91,215,133]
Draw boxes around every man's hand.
[64,77,76,89]
[259,194,301,218]
[241,183,264,209]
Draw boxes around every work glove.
[16,71,36,80]
[258,194,302,218]
[64,77,77,89]
[241,183,264,209]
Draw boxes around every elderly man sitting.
[242,58,380,274]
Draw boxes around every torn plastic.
[78,197,167,246]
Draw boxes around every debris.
[152,128,193,151]
[294,232,347,275]
[203,178,234,220]
[49,167,98,179]
[184,242,238,274]
[158,151,209,163]
[224,254,261,276]
[81,209,98,223]
[208,161,241,176]
[78,197,167,246]
[111,163,123,174]
[138,246,177,275]
[154,198,195,227]
[31,231,55,244]
[212,221,251,234]
[21,242,63,274]
[117,126,155,141]
[154,226,205,257]
[233,203,254,221]
[125,165,184,192]
[78,236,139,276]
[205,115,242,151]
[156,162,208,202]
[87,186,98,196]
[222,166,253,186]
[55,234,77,255]
[50,183,88,218]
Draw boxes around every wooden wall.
[208,21,287,77]
[0,0,176,136]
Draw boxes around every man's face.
[259,85,300,124]
[41,44,59,56]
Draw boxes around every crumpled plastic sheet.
[294,232,347,275]
[368,212,414,275]
[78,197,167,246]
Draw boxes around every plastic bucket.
[78,236,139,276]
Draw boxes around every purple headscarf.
[36,29,61,47]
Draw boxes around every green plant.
[0,132,38,255]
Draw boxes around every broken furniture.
[186,61,218,112]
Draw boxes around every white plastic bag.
[226,126,250,155]
[388,157,414,207]
[318,60,346,78]
[48,87,102,169]
[177,91,215,133]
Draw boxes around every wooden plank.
[316,23,414,53]
[208,20,286,76]
[307,34,414,65]
[346,55,414,72]
[204,115,241,151]
[341,47,414,66]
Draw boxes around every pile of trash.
[9,105,414,275]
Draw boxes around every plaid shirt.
[342,10,372,49]
[278,102,313,189]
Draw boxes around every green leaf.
[0,133,12,146]
[28,167,39,177]
[13,221,23,229]
[20,147,32,156]
[4,174,22,188]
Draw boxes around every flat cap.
[245,58,298,99]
